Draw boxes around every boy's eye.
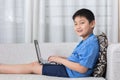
[80,22,85,24]
[74,23,77,25]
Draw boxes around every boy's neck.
[82,32,93,40]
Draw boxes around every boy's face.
[74,16,95,40]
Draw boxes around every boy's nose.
[76,25,81,28]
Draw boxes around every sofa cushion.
[92,32,108,77]
[0,74,105,80]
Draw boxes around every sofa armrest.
[106,43,120,80]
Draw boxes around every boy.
[0,8,99,78]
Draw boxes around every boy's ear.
[91,20,95,29]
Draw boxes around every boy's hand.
[48,56,65,64]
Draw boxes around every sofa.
[0,43,120,80]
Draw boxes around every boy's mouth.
[77,30,83,33]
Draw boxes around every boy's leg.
[0,62,42,74]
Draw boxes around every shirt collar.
[83,33,93,41]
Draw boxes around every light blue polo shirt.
[66,33,99,78]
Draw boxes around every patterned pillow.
[92,32,108,77]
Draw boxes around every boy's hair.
[72,8,95,23]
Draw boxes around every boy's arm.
[48,56,88,73]
[61,58,88,73]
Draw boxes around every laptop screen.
[34,40,41,63]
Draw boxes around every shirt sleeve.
[79,43,99,69]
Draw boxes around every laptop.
[34,40,60,65]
